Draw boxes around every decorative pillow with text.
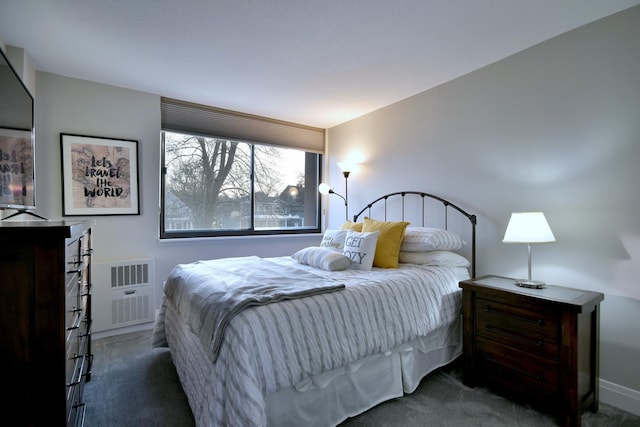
[343,230,379,271]
[319,229,348,252]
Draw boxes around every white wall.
[327,6,640,412]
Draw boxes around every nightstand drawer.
[477,337,559,396]
[476,297,559,358]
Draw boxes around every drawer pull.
[125,290,136,295]
[73,401,86,412]
[67,365,83,387]
[484,355,544,382]
[67,378,82,387]
[67,312,83,331]
[484,304,545,327]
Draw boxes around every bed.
[152,191,477,426]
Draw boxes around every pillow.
[362,217,410,268]
[319,229,348,252]
[400,227,466,252]
[292,246,352,271]
[342,230,379,271]
[399,250,470,267]
[340,220,363,231]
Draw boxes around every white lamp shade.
[502,212,556,243]
[336,162,350,173]
[318,183,332,195]
[337,161,360,174]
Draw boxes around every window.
[160,99,324,238]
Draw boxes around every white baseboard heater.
[92,258,156,333]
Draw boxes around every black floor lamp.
[318,163,352,221]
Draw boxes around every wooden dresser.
[0,220,93,427]
[459,275,604,427]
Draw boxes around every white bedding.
[162,256,345,362]
[153,255,467,426]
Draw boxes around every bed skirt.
[163,298,462,426]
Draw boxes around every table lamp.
[502,212,556,288]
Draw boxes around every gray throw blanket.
[163,256,345,362]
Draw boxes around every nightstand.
[459,275,604,427]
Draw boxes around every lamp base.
[514,279,546,289]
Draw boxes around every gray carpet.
[84,329,640,426]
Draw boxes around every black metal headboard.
[353,191,477,277]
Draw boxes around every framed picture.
[60,133,139,216]
[0,127,35,210]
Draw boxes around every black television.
[0,46,36,215]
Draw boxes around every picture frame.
[60,133,139,216]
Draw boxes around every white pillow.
[292,246,352,271]
[400,227,466,252]
[319,229,348,252]
[343,230,379,271]
[399,250,470,267]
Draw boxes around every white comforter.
[153,256,463,427]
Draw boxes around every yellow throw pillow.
[362,217,410,268]
[340,220,363,232]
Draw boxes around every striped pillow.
[400,227,466,252]
[292,246,352,271]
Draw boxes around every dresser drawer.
[477,337,559,396]
[476,297,560,358]
[68,383,86,427]
[66,237,82,272]
[66,276,81,326]
[66,351,87,427]
[66,241,82,294]
[81,285,90,316]
[65,321,81,377]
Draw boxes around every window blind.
[161,97,325,154]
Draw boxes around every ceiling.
[1,1,638,129]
